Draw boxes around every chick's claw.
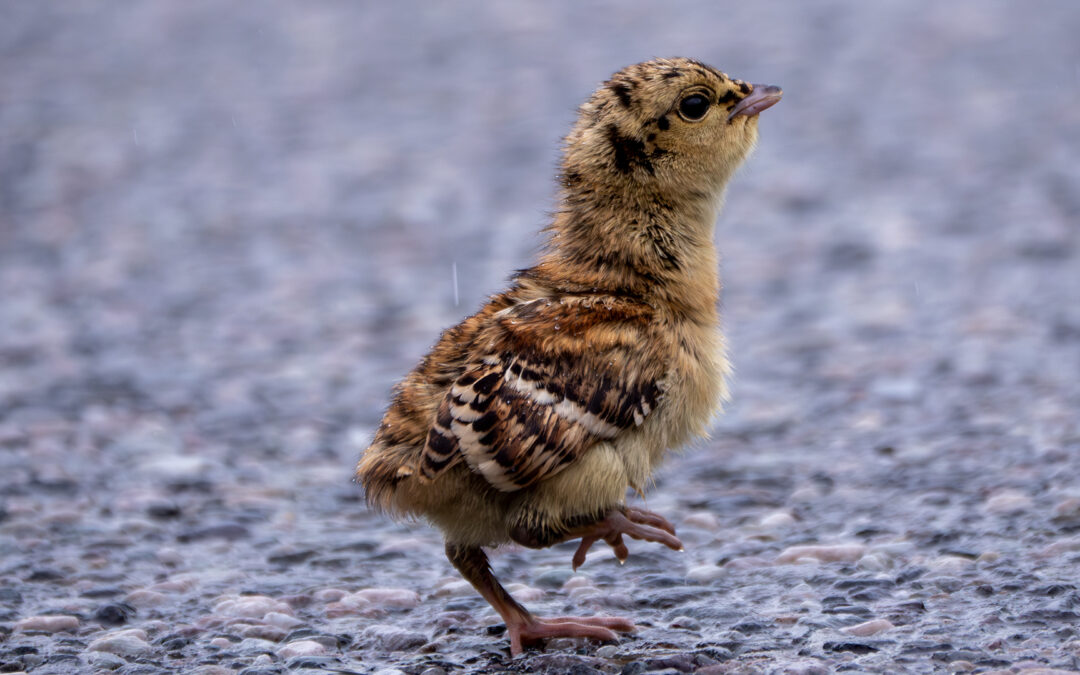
[570,508,683,570]
[624,505,678,535]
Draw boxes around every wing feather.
[419,296,665,492]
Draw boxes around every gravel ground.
[2,2,1080,674]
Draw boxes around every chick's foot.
[508,615,635,655]
[571,506,682,571]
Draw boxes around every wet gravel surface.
[3,2,1080,673]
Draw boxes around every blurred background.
[1,2,1079,673]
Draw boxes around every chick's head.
[563,57,781,204]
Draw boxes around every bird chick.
[357,57,781,655]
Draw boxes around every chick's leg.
[446,543,633,655]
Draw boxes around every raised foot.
[509,615,635,655]
[572,507,683,571]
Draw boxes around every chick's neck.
[528,176,725,325]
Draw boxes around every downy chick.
[357,57,781,655]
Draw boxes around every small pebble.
[776,544,866,564]
[87,628,154,658]
[263,611,304,629]
[1053,497,1080,521]
[276,639,327,659]
[433,579,474,597]
[124,590,167,608]
[841,618,895,636]
[361,624,428,651]
[723,556,772,570]
[984,489,1034,514]
[86,651,127,670]
[213,594,292,618]
[351,587,420,608]
[504,583,543,602]
[758,510,796,529]
[15,615,79,633]
[686,564,724,582]
[683,511,720,530]
[313,588,348,602]
[240,624,287,641]
[928,555,975,574]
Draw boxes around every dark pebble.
[94,602,136,625]
[895,567,927,584]
[1034,583,1075,597]
[901,641,952,654]
[146,501,182,518]
[158,635,193,650]
[621,663,648,675]
[286,655,342,670]
[644,654,696,672]
[932,649,986,662]
[822,641,878,654]
[729,621,769,634]
[81,587,124,598]
[25,568,64,582]
[267,549,317,566]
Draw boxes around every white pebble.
[214,595,292,618]
[686,564,724,582]
[263,611,304,629]
[504,583,544,602]
[15,615,79,633]
[156,547,184,566]
[984,489,1033,514]
[928,555,974,574]
[568,586,600,600]
[683,511,720,530]
[1054,497,1080,520]
[758,510,796,529]
[561,575,594,591]
[857,553,889,571]
[722,556,772,570]
[124,590,168,608]
[88,628,153,658]
[1038,536,1080,558]
[776,544,866,564]
[841,618,895,636]
[314,588,348,602]
[351,588,420,608]
[277,640,328,659]
[433,579,474,597]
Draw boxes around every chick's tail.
[355,438,421,515]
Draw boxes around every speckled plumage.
[357,57,780,654]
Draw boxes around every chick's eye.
[678,94,710,121]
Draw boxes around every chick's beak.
[727,84,783,121]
